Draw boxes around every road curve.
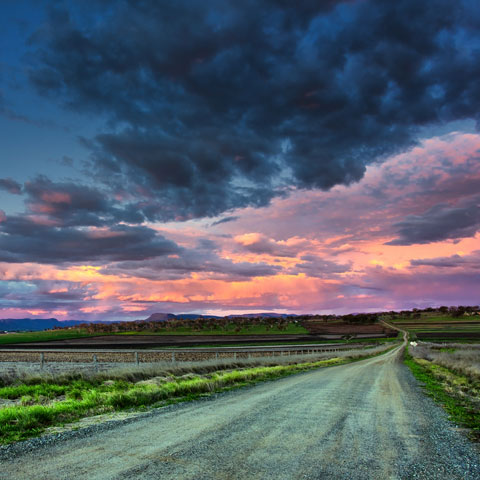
[1,345,479,479]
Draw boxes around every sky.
[0,0,479,320]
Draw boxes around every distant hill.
[144,313,176,322]
[226,312,294,318]
[0,318,85,332]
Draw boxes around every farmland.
[0,330,102,346]
[387,311,480,341]
[0,322,308,346]
[0,315,398,349]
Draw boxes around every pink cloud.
[2,131,480,319]
[40,191,71,204]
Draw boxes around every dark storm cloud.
[0,178,22,194]
[26,0,480,220]
[211,216,240,227]
[87,130,278,220]
[0,217,180,263]
[0,279,98,315]
[410,250,480,268]
[387,197,480,245]
[290,255,351,277]
[0,209,275,279]
[23,175,144,225]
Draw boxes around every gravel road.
[1,345,479,479]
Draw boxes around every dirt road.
[1,345,479,479]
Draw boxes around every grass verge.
[0,345,396,445]
[404,349,480,441]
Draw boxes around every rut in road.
[1,345,479,480]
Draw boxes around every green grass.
[0,345,395,444]
[423,338,480,344]
[0,324,308,345]
[0,383,68,400]
[389,314,480,341]
[0,329,101,345]
[404,349,480,440]
[411,326,480,331]
[392,315,480,324]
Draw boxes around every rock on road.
[1,345,479,479]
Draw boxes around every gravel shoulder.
[1,345,479,479]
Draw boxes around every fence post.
[234,352,237,360]
[172,351,175,363]
[216,352,219,360]
[93,354,98,372]
[40,352,44,370]
[135,351,139,365]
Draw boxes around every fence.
[0,347,345,369]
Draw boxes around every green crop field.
[0,329,101,345]
[386,312,480,341]
[391,314,480,324]
[0,323,308,345]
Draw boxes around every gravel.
[0,345,479,479]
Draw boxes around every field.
[0,329,102,345]
[388,313,480,341]
[0,324,308,346]
[0,319,397,349]
[0,344,395,444]
[301,319,393,336]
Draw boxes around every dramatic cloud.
[103,256,281,282]
[101,237,282,281]
[234,233,299,257]
[410,250,480,269]
[27,0,480,220]
[387,197,480,245]
[0,218,180,264]
[0,178,22,195]
[22,176,144,226]
[211,216,239,227]
[2,2,480,319]
[290,255,351,278]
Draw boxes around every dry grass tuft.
[410,343,480,380]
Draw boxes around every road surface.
[1,345,479,479]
